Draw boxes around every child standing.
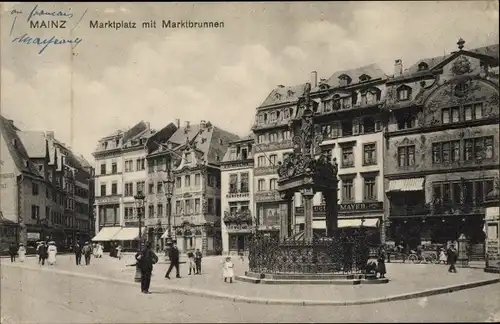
[438,248,447,264]
[116,245,122,260]
[222,256,235,283]
[187,251,196,275]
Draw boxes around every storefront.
[485,188,499,273]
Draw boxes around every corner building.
[384,39,499,255]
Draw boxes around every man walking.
[447,244,458,273]
[82,242,92,265]
[195,248,203,275]
[165,242,181,279]
[8,242,17,263]
[135,241,158,294]
[74,242,82,265]
[38,242,48,265]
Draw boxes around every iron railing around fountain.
[248,230,371,275]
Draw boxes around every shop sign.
[95,196,120,204]
[27,232,41,240]
[295,202,383,214]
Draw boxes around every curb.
[2,263,499,306]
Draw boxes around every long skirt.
[47,253,57,265]
[18,251,26,262]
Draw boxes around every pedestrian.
[165,242,181,279]
[116,244,122,260]
[135,241,158,294]
[17,243,26,262]
[438,247,447,265]
[195,248,203,275]
[38,241,48,265]
[8,242,17,262]
[187,250,196,275]
[96,243,103,258]
[92,243,98,258]
[82,242,92,265]
[447,244,458,273]
[74,242,82,265]
[377,245,387,279]
[47,242,57,266]
[238,249,245,262]
[222,256,235,283]
[403,243,410,263]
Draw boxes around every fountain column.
[302,188,315,241]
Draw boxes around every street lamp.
[134,191,146,282]
[163,168,175,249]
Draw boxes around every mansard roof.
[322,63,387,89]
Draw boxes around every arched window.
[359,74,372,82]
[338,74,352,86]
[418,62,429,71]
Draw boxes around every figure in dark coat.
[38,242,48,265]
[8,243,17,262]
[195,249,203,275]
[74,243,82,265]
[447,245,458,273]
[165,242,181,279]
[136,241,158,294]
[377,245,387,279]
[82,242,92,265]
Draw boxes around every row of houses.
[92,38,499,256]
[0,116,94,252]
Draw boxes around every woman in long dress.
[222,256,235,283]
[97,243,103,258]
[18,244,26,262]
[47,242,58,266]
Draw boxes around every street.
[1,264,499,323]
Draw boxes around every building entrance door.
[237,235,245,251]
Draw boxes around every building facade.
[146,120,239,255]
[220,136,254,255]
[384,39,500,252]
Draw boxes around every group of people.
[8,242,26,263]
[73,242,94,266]
[37,241,58,266]
[186,249,203,275]
[92,243,104,258]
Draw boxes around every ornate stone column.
[301,188,314,241]
[279,193,293,240]
[324,190,338,237]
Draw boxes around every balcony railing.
[254,139,293,153]
[223,209,252,224]
[226,188,250,199]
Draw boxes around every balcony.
[252,119,290,131]
[226,188,250,200]
[390,202,485,217]
[223,209,252,224]
[254,139,293,153]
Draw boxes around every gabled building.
[146,120,239,255]
[220,135,254,255]
[383,39,499,254]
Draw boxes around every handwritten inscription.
[12,33,82,55]
[26,4,74,21]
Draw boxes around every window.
[111,183,117,195]
[269,154,277,166]
[100,184,106,196]
[475,138,484,160]
[398,146,415,167]
[269,133,278,142]
[442,142,450,163]
[111,162,117,174]
[257,156,266,167]
[464,139,474,161]
[396,113,416,130]
[258,135,266,144]
[241,148,248,160]
[229,174,238,193]
[442,108,450,124]
[176,177,182,188]
[136,158,145,171]
[474,103,483,119]
[124,183,133,196]
[147,160,154,173]
[195,174,201,186]
[397,88,410,101]
[157,182,163,193]
[283,130,291,140]
[185,153,192,164]
[124,160,133,172]
[258,179,266,191]
[341,146,354,168]
[157,204,163,217]
[195,199,201,213]
[341,120,353,137]
[185,175,191,187]
[362,117,375,134]
[32,183,39,195]
[342,179,354,202]
[269,179,277,191]
[208,198,214,214]
[363,143,376,166]
[442,107,459,124]
[148,182,155,194]
[136,181,145,194]
[31,205,40,220]
[176,200,182,215]
[148,205,154,218]
[451,141,460,162]
[100,164,106,175]
[240,172,249,193]
[363,176,377,201]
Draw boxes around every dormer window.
[338,74,352,87]
[185,152,192,164]
[418,62,429,71]
[359,74,371,82]
[397,85,412,101]
[319,83,330,90]
[287,90,294,97]
[274,93,282,100]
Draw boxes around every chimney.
[175,118,180,129]
[145,122,150,130]
[277,85,285,88]
[394,59,403,76]
[185,121,190,129]
[310,71,318,88]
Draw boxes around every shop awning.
[92,227,122,241]
[112,227,140,241]
[312,220,326,229]
[387,178,425,192]
[338,218,379,228]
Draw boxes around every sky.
[1,1,498,163]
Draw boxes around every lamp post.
[163,168,175,250]
[134,191,146,282]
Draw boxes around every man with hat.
[135,241,158,294]
[82,242,92,265]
